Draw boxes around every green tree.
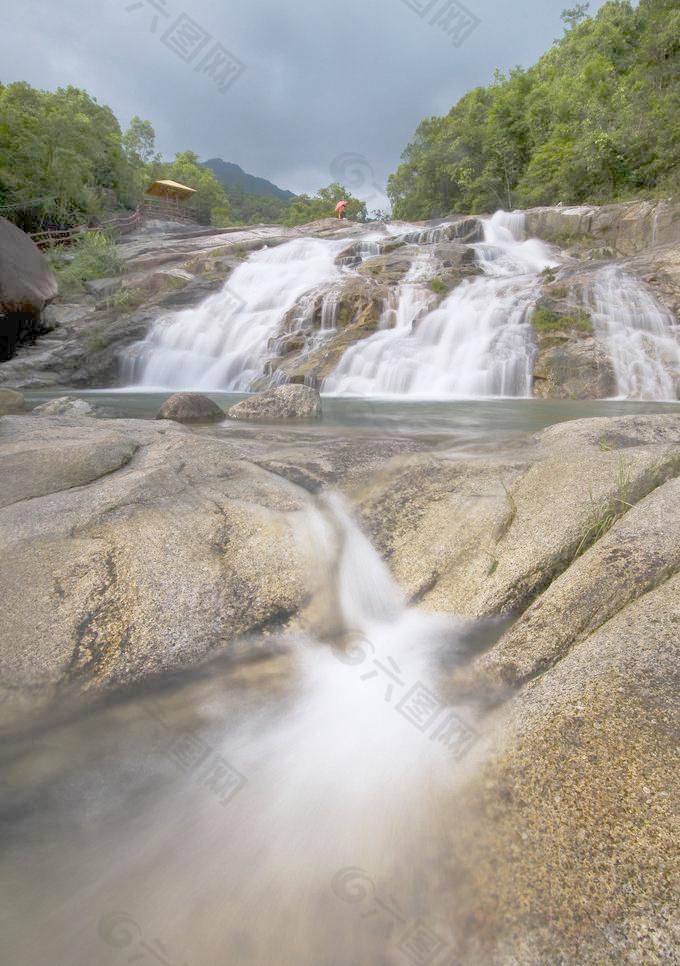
[561,3,591,29]
[122,116,157,166]
[284,182,367,226]
[155,151,231,224]
[0,82,133,228]
[388,0,679,218]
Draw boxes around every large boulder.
[349,414,680,618]
[442,572,679,963]
[533,336,616,399]
[0,388,25,415]
[0,217,58,361]
[526,200,680,256]
[32,395,97,417]
[0,416,318,721]
[450,473,680,699]
[156,392,224,422]
[228,384,322,420]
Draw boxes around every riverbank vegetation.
[388,0,679,218]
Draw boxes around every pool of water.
[23,388,679,448]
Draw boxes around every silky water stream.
[3,480,493,966]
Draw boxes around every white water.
[124,238,346,390]
[122,209,679,402]
[324,211,557,397]
[589,266,680,400]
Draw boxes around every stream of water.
[5,203,680,963]
[588,265,680,399]
[124,238,348,391]
[3,485,478,966]
[325,212,556,396]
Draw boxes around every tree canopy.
[0,84,234,229]
[0,82,137,229]
[388,0,680,219]
[0,82,369,230]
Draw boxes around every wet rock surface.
[156,391,225,422]
[32,395,97,417]
[526,199,680,256]
[228,384,322,420]
[445,570,679,963]
[0,416,313,718]
[350,413,680,619]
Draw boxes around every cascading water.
[588,266,680,400]
[324,211,557,397]
[124,238,346,390]
[320,291,340,331]
[121,209,679,402]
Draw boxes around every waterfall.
[121,208,678,402]
[589,266,680,400]
[320,292,339,331]
[124,238,346,391]
[324,211,557,397]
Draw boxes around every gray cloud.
[2,0,607,203]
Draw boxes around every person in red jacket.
[335,199,349,220]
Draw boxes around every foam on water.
[324,211,557,397]
[124,237,346,390]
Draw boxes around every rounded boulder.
[156,392,225,422]
[228,384,322,421]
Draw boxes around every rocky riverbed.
[2,199,679,965]
[1,401,678,963]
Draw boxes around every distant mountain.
[202,159,295,201]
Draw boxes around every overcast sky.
[3,0,606,207]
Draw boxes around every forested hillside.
[0,84,363,229]
[202,158,295,201]
[0,83,233,229]
[388,0,680,219]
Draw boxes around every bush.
[50,232,123,296]
[105,286,146,311]
[532,307,592,334]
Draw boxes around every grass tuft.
[573,458,633,560]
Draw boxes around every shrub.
[574,459,632,559]
[532,307,593,334]
[50,232,123,296]
[105,286,146,311]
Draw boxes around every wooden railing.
[142,197,202,224]
[29,200,201,250]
